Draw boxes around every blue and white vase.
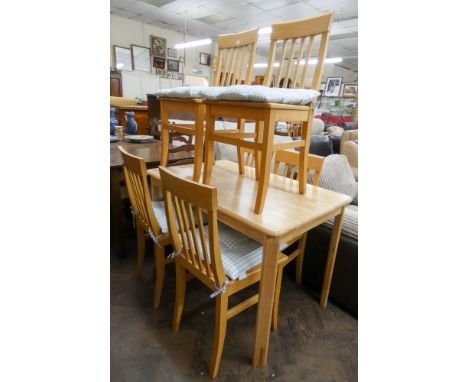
[125,112,138,135]
[110,107,119,135]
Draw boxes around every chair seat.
[154,85,320,106]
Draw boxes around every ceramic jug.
[110,107,119,135]
[125,112,138,134]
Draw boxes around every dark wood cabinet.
[110,71,122,97]
[114,105,149,135]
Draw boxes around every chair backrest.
[119,147,163,236]
[213,28,259,86]
[159,166,227,288]
[273,149,325,186]
[263,12,334,90]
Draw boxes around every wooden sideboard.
[113,105,149,135]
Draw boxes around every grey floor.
[111,241,358,382]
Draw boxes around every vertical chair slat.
[263,43,276,86]
[173,195,192,265]
[246,42,257,84]
[187,202,205,273]
[291,37,306,88]
[230,46,241,85]
[180,199,199,269]
[312,33,330,90]
[236,46,247,84]
[214,48,224,86]
[197,207,211,278]
[220,48,231,86]
[275,40,288,87]
[283,38,297,88]
[300,35,315,88]
[226,48,236,86]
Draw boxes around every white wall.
[110,14,214,81]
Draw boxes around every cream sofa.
[340,130,358,180]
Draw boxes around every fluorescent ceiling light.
[253,57,343,68]
[259,27,272,35]
[175,39,212,49]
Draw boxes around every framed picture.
[150,35,166,57]
[166,71,173,79]
[177,72,184,81]
[131,45,151,73]
[153,56,165,69]
[200,52,211,66]
[114,46,132,71]
[324,77,342,97]
[167,59,179,72]
[156,68,164,77]
[342,84,358,97]
[167,48,177,58]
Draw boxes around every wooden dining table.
[148,160,351,368]
[110,138,193,258]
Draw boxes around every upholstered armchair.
[340,130,358,180]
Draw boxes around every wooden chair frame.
[159,28,259,182]
[159,166,287,378]
[203,13,334,214]
[119,146,173,308]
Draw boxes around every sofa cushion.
[319,154,358,200]
[309,135,333,157]
[323,204,358,240]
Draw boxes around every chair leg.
[133,225,146,279]
[193,105,205,182]
[209,293,228,378]
[295,234,307,285]
[254,114,275,214]
[153,244,166,308]
[172,261,186,332]
[271,263,285,331]
[203,111,216,184]
[237,118,245,175]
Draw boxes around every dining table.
[148,160,351,368]
[110,138,193,258]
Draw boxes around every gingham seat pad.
[154,85,320,105]
[152,201,169,234]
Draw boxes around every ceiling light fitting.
[175,39,212,49]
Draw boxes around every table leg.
[110,168,126,259]
[320,207,345,307]
[252,236,280,367]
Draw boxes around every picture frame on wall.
[167,48,177,58]
[150,35,166,57]
[167,59,179,72]
[156,68,164,77]
[324,77,343,97]
[166,71,173,79]
[177,72,184,81]
[342,84,358,97]
[130,45,151,73]
[153,57,165,69]
[200,52,211,66]
[114,45,132,71]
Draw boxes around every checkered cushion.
[154,85,320,105]
[152,201,169,233]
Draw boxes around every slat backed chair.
[119,147,174,309]
[203,12,334,214]
[159,28,259,182]
[159,166,288,378]
[270,149,325,330]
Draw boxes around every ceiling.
[110,0,358,72]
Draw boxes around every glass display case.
[316,96,357,117]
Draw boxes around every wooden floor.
[111,235,358,382]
